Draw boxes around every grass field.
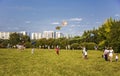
[0,49,120,76]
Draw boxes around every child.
[31,48,34,54]
[55,46,59,55]
[115,54,119,62]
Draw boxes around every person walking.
[109,47,114,62]
[82,46,88,59]
[55,46,60,55]
[115,53,119,62]
[104,47,109,61]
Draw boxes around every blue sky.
[0,0,120,35]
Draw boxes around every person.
[55,46,59,55]
[109,47,114,62]
[94,46,98,50]
[103,47,109,61]
[82,46,88,59]
[7,43,10,49]
[31,48,34,54]
[115,54,119,62]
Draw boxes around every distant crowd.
[82,46,119,62]
[7,43,119,62]
[102,47,118,62]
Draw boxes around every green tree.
[9,33,21,46]
[0,39,9,48]
[97,18,114,46]
[47,38,55,49]
[109,21,120,52]
[71,43,80,50]
[59,38,69,49]
[36,38,47,48]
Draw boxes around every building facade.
[42,31,55,39]
[0,31,71,40]
[31,32,42,40]
[0,32,11,39]
[55,32,64,39]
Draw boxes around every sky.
[0,0,120,36]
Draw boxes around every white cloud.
[51,22,60,25]
[115,14,120,17]
[69,18,83,21]
[69,25,81,28]
[70,25,75,28]
[25,21,31,24]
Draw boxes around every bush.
[110,42,120,53]
[80,42,96,50]
[71,43,80,49]
[24,42,32,48]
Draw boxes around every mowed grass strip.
[0,49,120,76]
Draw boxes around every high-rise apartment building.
[0,32,11,39]
[0,31,67,40]
[19,31,27,36]
[0,31,28,39]
[55,32,64,39]
[42,31,55,39]
[31,32,42,40]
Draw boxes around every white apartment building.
[42,31,55,39]
[0,31,67,40]
[64,34,73,39]
[0,31,27,40]
[31,32,42,40]
[0,32,11,39]
[19,31,27,35]
[55,32,64,39]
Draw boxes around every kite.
[62,21,68,26]
[56,26,61,30]
[55,20,68,30]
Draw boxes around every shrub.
[80,42,96,50]
[71,43,80,49]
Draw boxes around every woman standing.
[109,47,114,62]
[82,46,88,59]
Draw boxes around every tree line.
[0,18,120,52]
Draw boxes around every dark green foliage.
[82,18,120,52]
[71,43,80,49]
[24,42,31,48]
[9,33,21,46]
[80,42,96,50]
[109,21,120,52]
[0,39,9,48]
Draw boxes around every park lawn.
[0,49,120,76]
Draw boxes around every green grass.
[0,49,120,76]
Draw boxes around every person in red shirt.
[55,46,59,55]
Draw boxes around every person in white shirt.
[109,47,114,62]
[115,54,118,62]
[82,46,88,59]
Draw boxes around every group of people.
[31,45,119,62]
[103,47,118,62]
[81,46,119,62]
